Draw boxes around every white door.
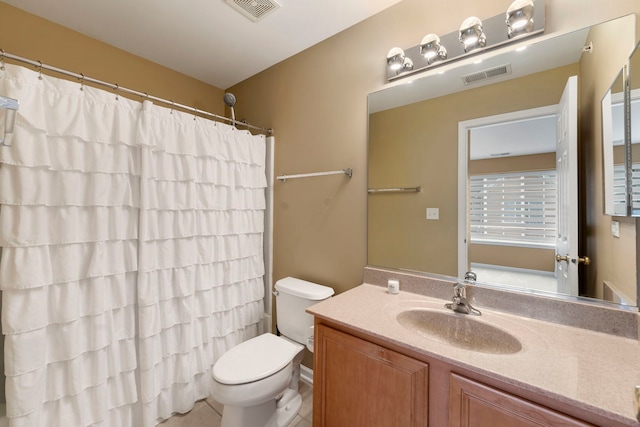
[555,76,579,296]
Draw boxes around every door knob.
[578,256,591,265]
[556,254,591,265]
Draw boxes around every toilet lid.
[212,333,303,385]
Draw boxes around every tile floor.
[158,380,313,427]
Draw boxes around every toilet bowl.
[210,277,334,427]
[211,333,304,427]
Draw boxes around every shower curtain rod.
[0,50,273,135]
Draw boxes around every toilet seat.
[213,333,303,385]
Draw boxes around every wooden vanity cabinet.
[313,323,429,426]
[313,321,599,427]
[450,374,594,427]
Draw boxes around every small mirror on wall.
[601,68,627,216]
[630,41,640,216]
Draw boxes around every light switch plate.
[426,208,439,220]
[611,220,620,238]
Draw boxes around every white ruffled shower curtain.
[0,63,266,427]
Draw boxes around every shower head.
[223,92,236,122]
[223,92,236,108]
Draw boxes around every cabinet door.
[313,324,429,427]
[449,373,594,427]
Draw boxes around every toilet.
[210,277,334,427]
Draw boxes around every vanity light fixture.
[459,17,487,52]
[506,0,535,38]
[420,34,448,64]
[386,0,544,81]
[387,47,406,71]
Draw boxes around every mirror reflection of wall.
[630,42,640,214]
[581,15,637,305]
[601,70,627,216]
[368,63,577,277]
[368,14,638,307]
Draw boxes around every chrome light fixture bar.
[386,0,545,81]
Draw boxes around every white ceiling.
[470,115,557,160]
[2,0,403,89]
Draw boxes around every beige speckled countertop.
[307,283,640,426]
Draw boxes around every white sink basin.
[396,309,522,354]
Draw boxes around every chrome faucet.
[444,271,481,315]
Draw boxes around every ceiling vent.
[461,64,512,85]
[225,0,282,22]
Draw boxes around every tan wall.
[614,144,626,164]
[580,14,638,302]
[230,0,640,302]
[367,65,576,276]
[469,152,556,175]
[469,245,555,272]
[0,3,225,115]
[612,144,640,166]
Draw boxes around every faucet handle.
[464,271,477,282]
[453,282,466,298]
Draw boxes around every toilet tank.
[275,277,334,345]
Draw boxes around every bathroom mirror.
[601,69,627,216]
[630,41,640,216]
[368,14,639,308]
